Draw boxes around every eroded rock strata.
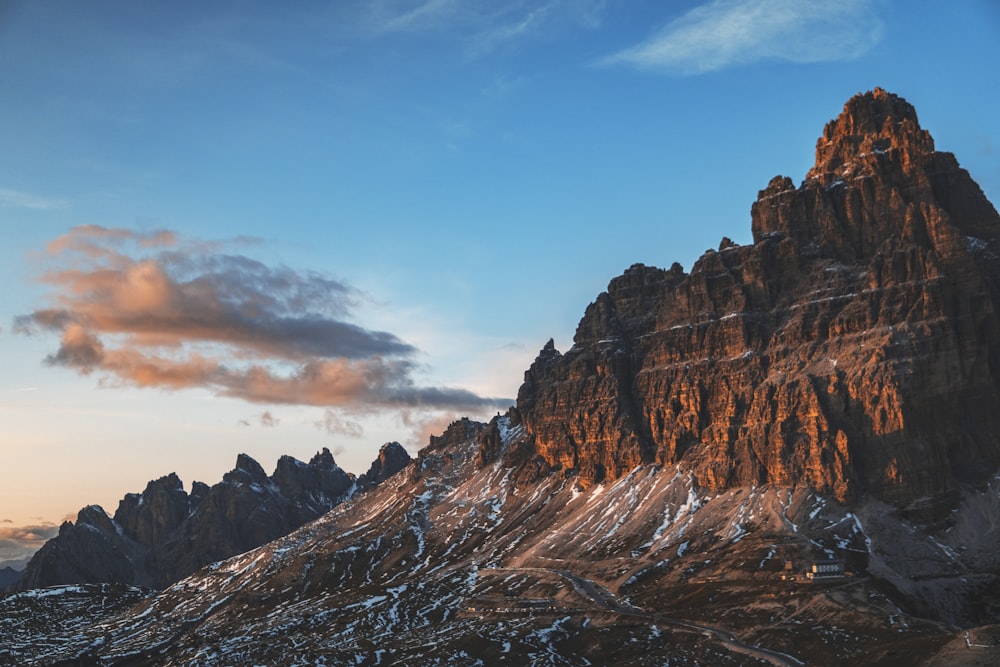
[516,88,1000,504]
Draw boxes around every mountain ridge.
[13,442,411,591]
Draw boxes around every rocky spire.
[516,88,1000,504]
[751,88,1000,262]
[806,86,933,183]
[358,442,411,489]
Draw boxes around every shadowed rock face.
[358,441,411,490]
[517,88,1000,505]
[16,445,410,590]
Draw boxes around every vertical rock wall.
[517,89,1000,504]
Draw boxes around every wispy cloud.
[237,410,280,428]
[0,188,69,210]
[375,0,458,32]
[315,408,364,438]
[368,0,607,55]
[15,225,511,412]
[603,0,884,74]
[398,409,466,448]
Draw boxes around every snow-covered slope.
[5,415,997,666]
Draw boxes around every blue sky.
[1,0,999,564]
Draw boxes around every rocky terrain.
[2,416,999,665]
[518,87,1000,505]
[3,89,1000,665]
[14,442,410,591]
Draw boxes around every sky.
[1,0,999,567]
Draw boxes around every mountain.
[517,87,1000,507]
[4,89,1000,666]
[5,415,999,665]
[0,567,21,591]
[14,443,410,591]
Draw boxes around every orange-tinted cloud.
[0,522,59,563]
[16,225,511,412]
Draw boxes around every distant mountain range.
[12,442,410,591]
[0,567,21,590]
[4,88,1000,665]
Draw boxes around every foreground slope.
[4,417,999,665]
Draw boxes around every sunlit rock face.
[517,88,1000,505]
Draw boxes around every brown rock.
[516,89,1000,505]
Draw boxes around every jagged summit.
[15,445,411,591]
[808,86,931,182]
[752,88,1000,261]
[517,88,1000,505]
[358,441,410,489]
[308,446,337,468]
[224,453,270,484]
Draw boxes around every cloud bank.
[604,0,884,74]
[15,225,510,412]
[0,522,59,564]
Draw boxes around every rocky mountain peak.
[358,441,411,489]
[76,505,116,535]
[517,88,1000,505]
[807,86,932,183]
[223,453,270,485]
[308,446,336,468]
[751,88,1000,262]
[272,448,354,504]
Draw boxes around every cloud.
[16,225,511,412]
[239,410,281,427]
[603,0,884,74]
[315,409,365,438]
[0,187,69,210]
[0,523,59,563]
[368,0,607,54]
[398,409,467,448]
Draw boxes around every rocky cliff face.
[517,88,1000,505]
[358,441,411,490]
[16,445,410,590]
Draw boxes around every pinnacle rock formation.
[516,88,1000,505]
[358,441,411,489]
[16,445,410,590]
